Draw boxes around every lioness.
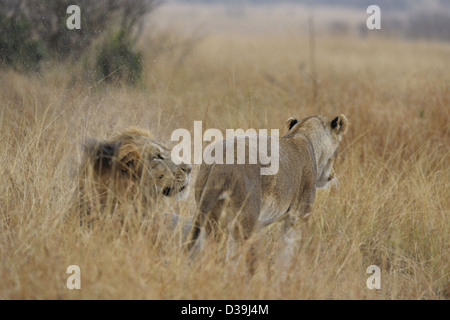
[189,114,349,250]
[74,127,192,226]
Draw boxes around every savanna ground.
[0,4,449,299]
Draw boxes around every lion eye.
[154,154,164,160]
[125,160,134,167]
[156,174,164,179]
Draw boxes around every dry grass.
[0,29,449,299]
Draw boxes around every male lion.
[189,114,349,254]
[73,127,192,227]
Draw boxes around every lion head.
[75,127,191,221]
[285,114,349,189]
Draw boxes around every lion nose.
[181,164,192,174]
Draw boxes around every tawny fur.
[72,127,192,225]
[189,115,349,249]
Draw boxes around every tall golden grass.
[0,31,448,299]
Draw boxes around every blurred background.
[1,0,450,78]
[154,0,450,39]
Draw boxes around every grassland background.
[0,3,449,299]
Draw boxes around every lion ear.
[330,114,349,136]
[286,117,299,131]
[117,140,142,170]
[83,138,120,169]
